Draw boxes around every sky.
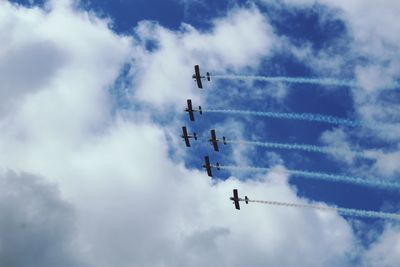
[0,0,399,266]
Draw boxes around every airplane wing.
[184,138,191,147]
[206,167,212,177]
[210,129,219,152]
[233,189,239,199]
[194,65,203,88]
[182,126,191,147]
[234,201,240,210]
[188,111,195,121]
[233,189,240,210]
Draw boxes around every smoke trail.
[218,165,400,190]
[213,74,356,87]
[225,140,361,156]
[202,109,369,128]
[245,199,400,220]
[213,74,400,89]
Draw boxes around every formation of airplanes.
[182,65,249,210]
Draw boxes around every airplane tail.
[223,136,227,145]
[199,106,203,115]
[216,162,220,170]
[194,133,197,140]
[207,72,211,81]
[245,196,249,204]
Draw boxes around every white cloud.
[130,7,277,110]
[362,225,400,267]
[366,150,400,178]
[0,171,86,267]
[0,0,132,145]
[0,1,385,266]
[320,128,356,164]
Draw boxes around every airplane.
[192,65,211,89]
[202,155,220,177]
[230,189,249,210]
[209,129,226,152]
[181,126,197,147]
[185,99,202,121]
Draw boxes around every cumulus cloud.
[0,171,84,267]
[0,40,66,115]
[362,225,400,267]
[367,150,400,178]
[130,6,277,110]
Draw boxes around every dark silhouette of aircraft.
[202,156,219,177]
[181,126,197,147]
[185,99,202,121]
[192,65,210,89]
[209,129,226,152]
[230,189,248,210]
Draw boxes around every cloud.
[0,40,66,116]
[0,171,85,267]
[361,224,400,267]
[130,6,277,110]
[320,128,356,164]
[0,0,132,146]
[367,150,400,178]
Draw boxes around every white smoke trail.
[225,140,363,157]
[245,199,400,220]
[213,75,355,87]
[213,74,400,89]
[218,165,400,190]
[202,109,369,128]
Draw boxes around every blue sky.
[2,0,400,266]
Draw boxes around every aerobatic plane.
[202,156,219,177]
[192,65,211,89]
[181,126,197,147]
[230,189,249,210]
[209,129,226,152]
[185,99,202,121]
